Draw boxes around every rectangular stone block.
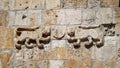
[43,9,82,25]
[104,59,116,68]
[23,61,36,68]
[28,10,42,26]
[82,9,97,26]
[93,60,104,68]
[36,60,48,68]
[101,0,119,7]
[23,48,33,61]
[46,0,60,9]
[96,8,113,24]
[61,0,87,8]
[0,0,9,10]
[104,36,118,47]
[65,59,78,68]
[32,47,45,60]
[0,54,13,68]
[14,0,45,10]
[88,0,100,8]
[0,11,8,26]
[0,27,14,49]
[113,8,120,23]
[49,60,65,68]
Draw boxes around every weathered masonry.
[0,0,120,68]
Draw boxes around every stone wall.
[0,0,120,68]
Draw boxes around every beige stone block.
[101,0,119,7]
[43,10,58,25]
[0,0,9,10]
[0,27,14,49]
[93,60,104,68]
[116,61,120,68]
[104,36,118,46]
[46,0,60,9]
[57,9,82,24]
[45,48,57,59]
[102,47,116,60]
[61,0,87,8]
[36,60,48,68]
[0,11,8,26]
[82,9,97,27]
[9,0,15,10]
[49,60,65,68]
[23,61,36,68]
[15,11,28,25]
[113,8,120,23]
[96,8,113,24]
[15,0,30,10]
[0,54,13,68]
[105,59,116,68]
[57,47,67,59]
[51,25,66,40]
[23,48,33,61]
[88,0,100,8]
[28,10,42,26]
[43,9,82,25]
[65,59,78,68]
[82,59,93,68]
[8,11,15,26]
[67,47,81,60]
[32,47,45,60]
[29,0,45,9]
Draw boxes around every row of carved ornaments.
[15,23,120,50]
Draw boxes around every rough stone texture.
[46,0,60,9]
[1,0,120,68]
[61,0,87,8]
[0,11,8,26]
[0,27,13,49]
[113,8,120,23]
[96,8,113,24]
[101,0,119,7]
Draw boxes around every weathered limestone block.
[0,27,14,49]
[81,59,93,68]
[50,40,67,59]
[51,25,66,40]
[32,47,45,60]
[23,48,33,61]
[101,0,119,7]
[116,61,120,68]
[113,8,120,23]
[0,0,9,10]
[36,60,48,68]
[93,60,104,68]
[23,61,36,68]
[15,49,24,68]
[15,11,28,25]
[28,10,42,26]
[61,0,87,8]
[43,10,58,25]
[0,54,13,68]
[43,9,82,25]
[57,9,82,24]
[65,59,78,68]
[82,9,97,26]
[15,0,30,10]
[88,0,100,8]
[104,36,118,46]
[102,47,116,61]
[49,60,65,68]
[104,59,116,68]
[15,0,45,10]
[46,0,60,9]
[0,11,8,26]
[96,8,113,24]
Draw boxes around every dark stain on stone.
[22,15,27,19]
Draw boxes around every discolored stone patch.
[0,11,8,26]
[61,0,87,8]
[101,0,119,7]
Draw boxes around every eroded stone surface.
[46,0,60,9]
[101,0,119,7]
[0,11,8,26]
[113,8,120,24]
[49,60,65,68]
[61,0,87,8]
[0,0,9,10]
